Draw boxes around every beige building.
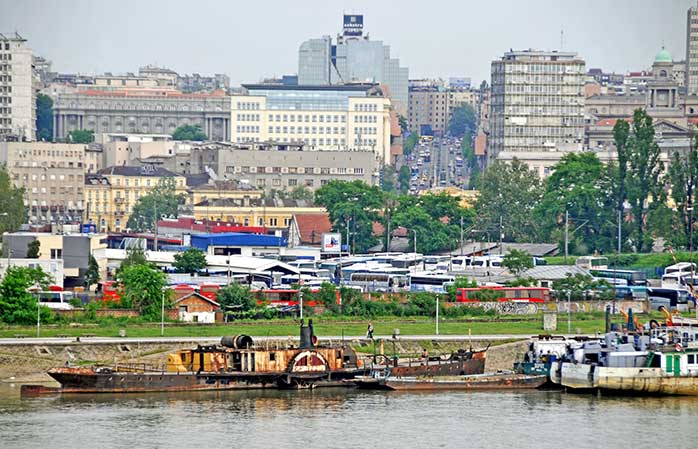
[490,50,585,164]
[190,197,324,229]
[408,86,449,135]
[230,84,393,164]
[0,142,86,223]
[0,32,35,141]
[84,165,187,232]
[687,4,698,95]
[189,141,378,192]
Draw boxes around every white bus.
[409,272,455,293]
[347,273,409,293]
[575,256,609,270]
[38,291,76,310]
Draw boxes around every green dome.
[655,47,673,63]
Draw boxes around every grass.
[0,314,618,339]
[545,251,695,269]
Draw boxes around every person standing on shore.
[367,322,374,339]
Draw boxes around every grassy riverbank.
[0,313,621,339]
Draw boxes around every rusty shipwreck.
[22,320,367,396]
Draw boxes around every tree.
[120,245,148,271]
[26,239,40,258]
[85,255,100,289]
[0,266,53,324]
[448,104,477,138]
[126,177,186,232]
[398,115,408,133]
[381,165,396,193]
[398,165,411,194]
[315,180,386,253]
[117,264,170,320]
[172,124,207,141]
[36,93,53,141]
[0,165,27,233]
[217,283,255,312]
[612,119,630,214]
[288,185,314,201]
[625,109,664,252]
[392,193,475,254]
[535,153,616,254]
[502,249,534,277]
[68,129,94,143]
[403,133,418,156]
[666,136,698,250]
[173,248,207,274]
[552,273,612,301]
[475,159,543,242]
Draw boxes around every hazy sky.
[1,0,694,86]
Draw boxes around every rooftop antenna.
[560,29,564,50]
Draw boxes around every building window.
[50,249,62,259]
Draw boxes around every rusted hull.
[390,357,485,377]
[23,367,364,396]
[383,374,547,391]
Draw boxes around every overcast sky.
[1,0,694,86]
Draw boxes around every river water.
[0,384,695,449]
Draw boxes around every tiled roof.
[294,213,331,245]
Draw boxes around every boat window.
[336,350,342,360]
[688,354,695,364]
[269,352,276,361]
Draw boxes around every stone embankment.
[0,337,529,382]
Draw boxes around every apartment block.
[490,50,585,165]
[0,33,35,141]
[189,142,377,192]
[0,142,86,223]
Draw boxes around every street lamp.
[161,289,165,337]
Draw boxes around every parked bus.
[664,262,697,276]
[38,290,76,310]
[347,272,409,293]
[647,287,693,312]
[589,269,647,286]
[576,256,609,270]
[611,285,648,301]
[455,287,550,303]
[409,272,455,293]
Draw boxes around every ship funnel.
[299,319,316,349]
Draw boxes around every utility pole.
[460,216,464,257]
[617,209,622,254]
[565,211,570,265]
[153,202,159,251]
[435,295,440,335]
[161,289,165,336]
[499,216,503,255]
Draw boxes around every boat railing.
[95,362,166,374]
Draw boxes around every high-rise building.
[490,50,585,169]
[0,33,36,141]
[686,3,698,95]
[298,15,408,115]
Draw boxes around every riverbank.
[0,314,611,339]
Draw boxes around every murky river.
[0,384,696,449]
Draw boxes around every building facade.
[84,165,187,232]
[490,50,585,164]
[52,89,231,141]
[189,142,378,192]
[687,4,698,95]
[190,198,324,229]
[407,86,449,135]
[0,142,86,223]
[0,33,35,141]
[298,15,408,115]
[229,84,393,163]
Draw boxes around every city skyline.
[0,0,693,85]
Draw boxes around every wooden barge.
[21,321,367,396]
[380,373,547,391]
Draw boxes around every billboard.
[322,233,342,253]
[343,14,364,36]
[448,77,471,89]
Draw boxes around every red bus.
[455,287,550,303]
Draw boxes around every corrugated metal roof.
[191,232,287,249]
